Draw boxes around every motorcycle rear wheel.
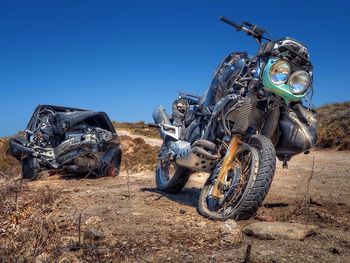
[155,160,192,194]
[197,135,276,220]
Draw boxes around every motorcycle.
[152,16,317,220]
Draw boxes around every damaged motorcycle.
[10,105,122,179]
[152,17,317,220]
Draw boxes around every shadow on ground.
[43,172,108,181]
[141,186,201,208]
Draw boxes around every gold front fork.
[211,136,242,199]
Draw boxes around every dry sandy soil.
[1,130,350,262]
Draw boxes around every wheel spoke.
[207,145,254,215]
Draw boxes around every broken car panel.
[10,105,122,179]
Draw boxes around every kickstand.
[282,160,288,169]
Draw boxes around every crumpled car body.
[10,105,122,179]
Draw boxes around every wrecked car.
[10,105,122,179]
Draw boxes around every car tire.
[22,157,40,180]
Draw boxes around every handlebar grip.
[243,21,253,27]
[219,16,241,30]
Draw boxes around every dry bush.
[0,138,21,179]
[317,101,350,150]
[0,181,125,262]
[113,121,160,138]
[0,179,23,203]
[120,135,159,173]
[0,184,67,262]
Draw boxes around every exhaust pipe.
[174,140,219,173]
[153,106,220,173]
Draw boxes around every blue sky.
[0,0,349,136]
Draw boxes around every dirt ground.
[1,131,350,262]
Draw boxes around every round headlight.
[288,70,310,94]
[269,60,291,85]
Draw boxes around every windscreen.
[203,53,246,109]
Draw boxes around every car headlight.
[288,70,311,94]
[269,60,291,85]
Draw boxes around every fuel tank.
[203,52,247,109]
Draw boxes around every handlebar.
[220,16,271,43]
[219,16,242,31]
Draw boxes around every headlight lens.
[269,60,291,85]
[288,70,311,94]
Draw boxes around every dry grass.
[0,138,21,179]
[120,135,160,173]
[0,182,67,262]
[317,101,350,150]
[113,121,160,138]
[0,135,160,261]
[0,180,130,262]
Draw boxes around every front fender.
[9,138,34,159]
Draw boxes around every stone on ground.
[83,228,105,241]
[220,219,243,244]
[84,216,102,226]
[243,222,317,240]
[35,253,50,263]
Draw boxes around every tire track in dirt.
[117,129,162,147]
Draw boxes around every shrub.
[120,135,159,173]
[0,138,21,179]
[317,101,350,150]
[113,121,160,138]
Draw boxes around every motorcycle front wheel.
[197,135,276,220]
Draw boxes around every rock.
[223,219,239,230]
[309,196,324,207]
[331,247,341,254]
[160,238,170,245]
[221,228,243,245]
[255,214,275,222]
[196,221,207,228]
[132,212,143,216]
[83,228,105,241]
[179,209,187,215]
[220,219,242,244]
[60,236,76,247]
[243,222,317,240]
[35,253,51,263]
[38,171,50,180]
[189,246,197,252]
[58,255,80,263]
[84,216,102,226]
